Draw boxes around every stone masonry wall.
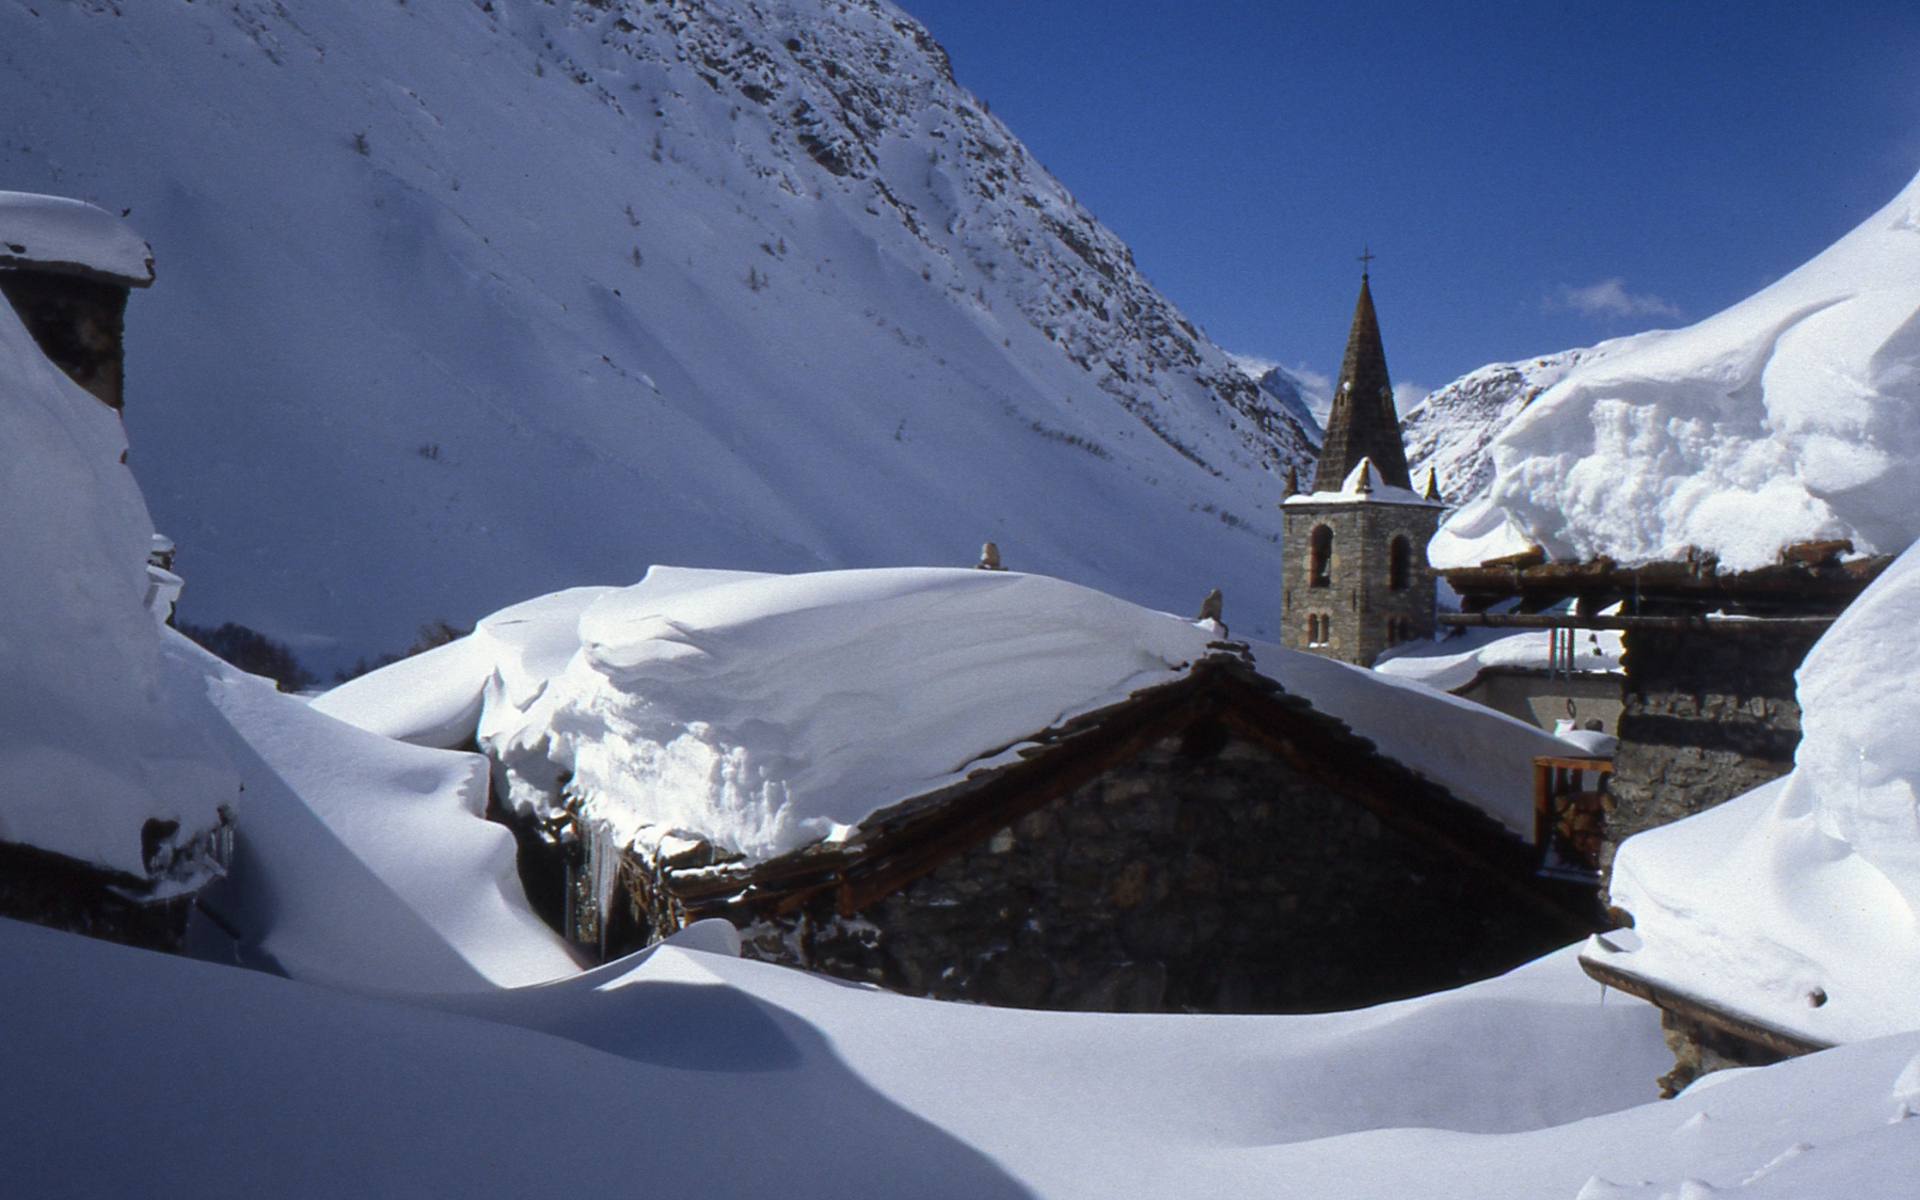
[1603,627,1820,884]
[739,727,1572,1013]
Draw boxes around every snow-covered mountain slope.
[0,0,1314,669]
[1401,348,1601,506]
[1229,354,1326,446]
[1434,167,1920,571]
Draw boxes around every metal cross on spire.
[1357,246,1375,276]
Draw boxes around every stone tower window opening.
[1309,525,1333,588]
[1390,535,1413,591]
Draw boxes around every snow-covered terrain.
[317,564,1575,865]
[0,0,1314,668]
[1434,166,1920,570]
[1401,348,1601,506]
[14,913,1920,1199]
[1595,537,1920,1045]
[0,272,235,891]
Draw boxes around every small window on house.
[1389,535,1413,591]
[1309,525,1333,588]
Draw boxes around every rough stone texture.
[0,838,192,953]
[1602,627,1819,882]
[1280,500,1442,666]
[737,728,1575,1014]
[0,267,130,408]
[1655,1009,1786,1099]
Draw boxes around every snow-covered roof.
[320,565,1580,863]
[1591,537,1920,1044]
[1375,626,1624,694]
[0,275,233,889]
[1433,166,1920,572]
[0,192,153,286]
[1282,458,1440,509]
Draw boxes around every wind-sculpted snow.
[0,0,1312,667]
[1434,168,1920,570]
[1599,538,1920,1045]
[0,293,235,890]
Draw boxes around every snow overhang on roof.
[0,192,154,287]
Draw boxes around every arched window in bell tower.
[1389,535,1412,591]
[1309,525,1333,588]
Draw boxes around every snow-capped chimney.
[0,192,154,410]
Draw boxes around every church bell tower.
[1280,263,1443,666]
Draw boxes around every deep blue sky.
[901,0,1920,402]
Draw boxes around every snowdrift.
[1434,166,1920,571]
[0,268,234,892]
[11,912,1920,1199]
[1594,538,1920,1044]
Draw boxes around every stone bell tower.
[1279,265,1443,666]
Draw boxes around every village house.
[315,563,1607,1015]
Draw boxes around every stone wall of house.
[737,727,1574,1013]
[1602,627,1819,883]
[1280,501,1442,666]
[0,268,130,409]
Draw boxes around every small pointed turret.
[1282,463,1300,498]
[1422,467,1443,502]
[1311,271,1412,492]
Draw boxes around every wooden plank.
[1578,954,1832,1058]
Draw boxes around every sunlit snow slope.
[0,0,1313,668]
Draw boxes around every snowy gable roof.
[1433,166,1920,572]
[0,192,153,286]
[1284,457,1439,508]
[319,566,1577,881]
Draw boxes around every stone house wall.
[1602,627,1819,883]
[1280,501,1442,666]
[738,726,1574,1013]
[0,268,131,409]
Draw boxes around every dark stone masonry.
[1601,627,1819,881]
[738,728,1577,1014]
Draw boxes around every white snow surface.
[1402,348,1604,507]
[0,290,234,887]
[172,629,579,993]
[322,565,1575,856]
[11,915,1920,1199]
[1600,538,1920,1044]
[1434,166,1920,571]
[1376,626,1625,694]
[0,0,1313,669]
[0,191,153,283]
[325,565,1221,861]
[1283,458,1441,508]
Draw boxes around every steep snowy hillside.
[1434,167,1920,571]
[1229,355,1325,446]
[1401,349,1601,506]
[0,0,1313,667]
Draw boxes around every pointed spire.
[1282,463,1300,498]
[1311,270,1413,493]
[1422,466,1442,502]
